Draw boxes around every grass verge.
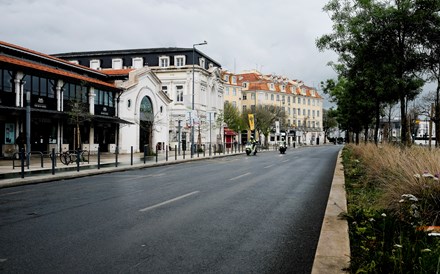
[342,144,440,273]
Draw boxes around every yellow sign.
[248,114,255,130]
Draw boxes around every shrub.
[342,144,440,273]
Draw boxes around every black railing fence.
[10,141,283,179]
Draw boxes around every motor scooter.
[279,142,287,154]
[245,142,257,156]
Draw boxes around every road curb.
[311,149,350,273]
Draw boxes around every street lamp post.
[191,40,207,157]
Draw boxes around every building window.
[243,94,247,100]
[90,59,100,70]
[127,99,131,108]
[64,82,87,103]
[242,105,247,112]
[232,101,237,107]
[175,55,186,67]
[317,110,320,117]
[303,109,306,116]
[199,58,205,68]
[312,110,315,117]
[162,86,168,94]
[132,57,143,69]
[271,94,274,101]
[159,56,170,68]
[308,109,311,116]
[225,87,230,95]
[176,85,183,102]
[112,58,123,69]
[24,75,55,99]
[308,99,311,105]
[251,93,255,100]
[233,88,237,96]
[224,75,229,82]
[231,76,236,84]
[94,89,114,107]
[1,69,13,93]
[242,82,248,88]
[69,60,79,65]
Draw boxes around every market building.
[0,40,135,158]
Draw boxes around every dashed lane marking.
[139,191,200,212]
[229,172,251,181]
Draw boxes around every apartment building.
[223,70,323,145]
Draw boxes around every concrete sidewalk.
[0,147,350,273]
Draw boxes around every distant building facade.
[223,70,323,145]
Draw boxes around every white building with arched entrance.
[117,67,172,154]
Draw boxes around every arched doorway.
[139,96,154,153]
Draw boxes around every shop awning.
[224,128,237,136]
[92,115,134,125]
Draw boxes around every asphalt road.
[0,145,341,274]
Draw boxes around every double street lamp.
[191,40,207,157]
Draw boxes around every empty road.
[0,145,341,273]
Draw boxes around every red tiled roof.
[101,69,134,75]
[0,55,118,89]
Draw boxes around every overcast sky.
[1,0,338,104]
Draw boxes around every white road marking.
[229,172,251,181]
[0,191,25,197]
[123,176,152,182]
[139,191,200,212]
[0,258,7,263]
[264,164,275,169]
[281,159,289,163]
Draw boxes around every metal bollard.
[115,146,119,167]
[98,147,101,169]
[51,148,55,175]
[144,145,147,164]
[76,149,80,172]
[20,148,25,178]
[131,146,133,166]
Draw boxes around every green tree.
[241,105,286,147]
[223,101,244,134]
[317,0,429,145]
[323,108,338,143]
[419,0,440,146]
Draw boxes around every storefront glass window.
[1,69,13,92]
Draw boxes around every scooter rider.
[250,136,257,151]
